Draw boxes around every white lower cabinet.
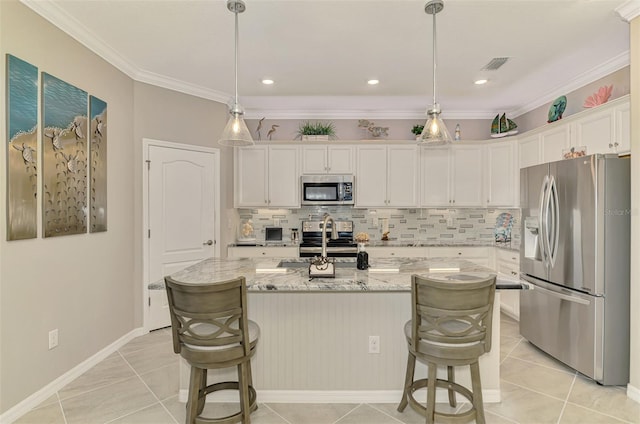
[495,249,520,320]
[228,246,299,258]
[367,246,428,258]
[428,247,493,267]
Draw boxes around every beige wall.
[629,16,639,398]
[0,0,135,412]
[516,66,630,132]
[131,82,233,326]
[0,1,233,414]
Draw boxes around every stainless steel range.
[299,220,357,258]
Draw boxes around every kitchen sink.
[277,259,357,269]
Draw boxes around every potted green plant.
[411,124,424,138]
[296,121,337,141]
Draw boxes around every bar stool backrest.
[411,274,496,364]
[165,276,251,367]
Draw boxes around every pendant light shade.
[418,0,452,146]
[218,0,254,147]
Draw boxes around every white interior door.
[145,142,218,330]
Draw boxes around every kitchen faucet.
[320,213,338,259]
[309,214,338,278]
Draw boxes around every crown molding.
[509,51,629,118]
[135,70,230,104]
[616,0,640,21]
[20,0,632,121]
[20,0,139,79]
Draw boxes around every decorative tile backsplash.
[236,207,520,249]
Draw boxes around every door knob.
[203,240,213,246]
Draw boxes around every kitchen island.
[161,257,513,404]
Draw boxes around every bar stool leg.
[470,361,485,424]
[426,362,437,424]
[197,369,207,415]
[397,352,416,412]
[186,366,204,424]
[447,366,457,407]
[238,361,252,424]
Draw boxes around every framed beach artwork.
[6,54,38,241]
[89,95,107,233]
[42,73,88,237]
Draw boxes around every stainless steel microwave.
[301,175,354,205]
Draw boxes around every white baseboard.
[0,327,145,424]
[178,388,501,404]
[627,383,640,404]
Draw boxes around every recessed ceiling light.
[474,79,488,85]
[262,79,274,85]
[367,79,379,85]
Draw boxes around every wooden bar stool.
[165,276,259,424]
[397,273,496,424]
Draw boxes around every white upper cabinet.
[301,145,354,174]
[571,106,614,157]
[540,125,571,164]
[516,96,630,168]
[420,145,484,207]
[518,134,541,169]
[420,147,450,206]
[613,101,630,155]
[486,141,517,207]
[356,145,418,207]
[235,145,299,208]
[450,145,484,207]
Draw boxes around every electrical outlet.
[48,329,59,350]
[368,336,380,354]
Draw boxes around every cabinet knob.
[262,252,266,255]
[452,200,455,204]
[609,143,613,148]
[511,271,518,276]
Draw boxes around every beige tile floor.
[15,314,640,424]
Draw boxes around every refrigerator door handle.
[530,282,591,306]
[540,175,551,267]
[548,176,560,267]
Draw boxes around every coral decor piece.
[583,85,613,108]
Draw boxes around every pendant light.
[219,0,254,146]
[418,0,452,146]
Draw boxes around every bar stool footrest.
[194,381,258,424]
[407,378,477,423]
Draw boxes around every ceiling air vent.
[481,57,510,71]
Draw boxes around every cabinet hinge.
[146,159,150,170]
[148,229,151,238]
[148,297,151,307]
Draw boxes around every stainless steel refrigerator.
[520,154,630,385]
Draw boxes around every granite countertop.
[151,257,523,292]
[228,241,520,252]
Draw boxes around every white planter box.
[302,135,330,141]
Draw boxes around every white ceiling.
[22,0,633,119]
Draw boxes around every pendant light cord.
[432,10,437,107]
[234,10,239,109]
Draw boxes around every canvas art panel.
[6,54,38,241]
[42,73,88,237]
[89,95,107,233]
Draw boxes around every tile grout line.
[104,350,179,424]
[331,403,364,424]
[500,378,570,404]
[260,403,295,424]
[555,372,577,424]
[55,391,69,424]
[365,403,410,423]
[504,354,577,377]
[500,336,524,365]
